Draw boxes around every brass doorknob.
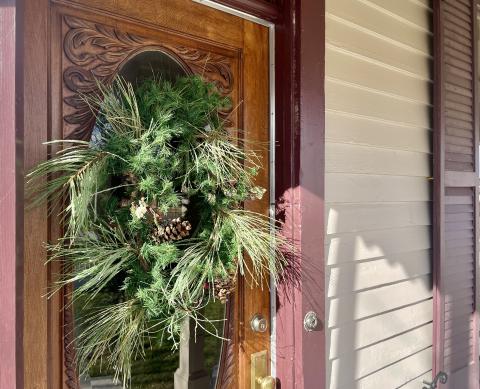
[256,376,276,389]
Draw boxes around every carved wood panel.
[61,15,236,140]
[216,294,237,389]
[59,11,240,389]
[63,286,78,389]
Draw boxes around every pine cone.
[123,172,138,185]
[212,275,236,303]
[153,217,192,243]
[119,172,139,207]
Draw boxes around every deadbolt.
[304,311,320,332]
[250,313,268,333]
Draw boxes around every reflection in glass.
[78,297,225,388]
[77,50,226,389]
[119,50,188,86]
[204,301,225,385]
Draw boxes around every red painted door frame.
[0,1,24,389]
[211,1,326,388]
[275,1,326,388]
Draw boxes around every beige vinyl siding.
[325,0,433,388]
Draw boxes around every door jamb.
[0,3,25,388]
[193,1,327,388]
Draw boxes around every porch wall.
[324,0,434,387]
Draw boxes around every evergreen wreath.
[27,75,288,386]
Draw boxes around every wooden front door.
[24,1,271,388]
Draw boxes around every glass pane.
[204,300,225,388]
[77,50,226,389]
[77,295,226,388]
[119,50,188,85]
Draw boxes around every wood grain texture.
[60,14,237,140]
[55,8,239,387]
[62,287,78,389]
[53,0,245,47]
[432,0,479,387]
[20,0,290,386]
[215,295,237,389]
[48,2,270,388]
[239,19,271,389]
[0,4,22,389]
[23,0,53,388]
[208,0,281,22]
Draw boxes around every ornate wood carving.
[63,286,80,389]
[216,295,237,389]
[62,15,234,140]
[61,14,238,389]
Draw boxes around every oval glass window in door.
[76,50,226,389]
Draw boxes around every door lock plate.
[251,350,275,389]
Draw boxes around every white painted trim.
[192,0,277,377]
[268,24,277,379]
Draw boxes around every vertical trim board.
[0,3,23,389]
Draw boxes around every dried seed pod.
[154,218,192,243]
[212,275,236,303]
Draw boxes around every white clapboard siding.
[326,226,432,265]
[328,275,432,327]
[325,111,431,153]
[327,250,431,297]
[348,348,432,389]
[327,0,431,54]
[326,16,431,79]
[326,143,430,176]
[329,300,433,359]
[325,174,430,203]
[326,79,432,128]
[326,48,431,104]
[364,0,432,29]
[329,324,432,386]
[325,0,433,388]
[326,203,430,234]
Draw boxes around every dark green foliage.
[26,75,288,387]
